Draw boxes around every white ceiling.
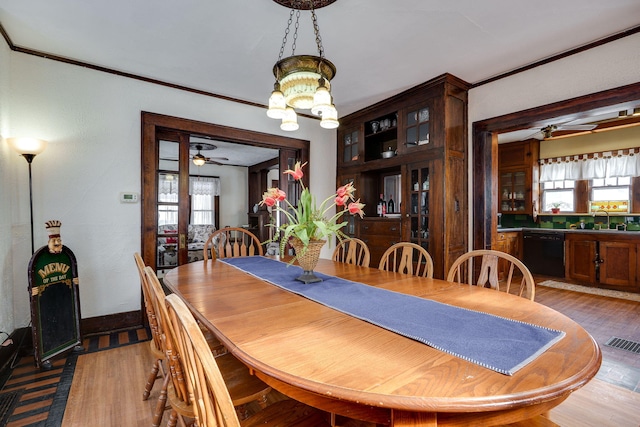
[1,1,640,159]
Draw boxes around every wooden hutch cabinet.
[336,74,469,278]
[498,139,539,217]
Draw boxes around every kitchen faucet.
[592,209,610,229]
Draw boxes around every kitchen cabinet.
[498,140,539,216]
[494,231,522,280]
[337,74,469,279]
[599,241,637,290]
[565,232,639,293]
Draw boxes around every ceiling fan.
[190,143,229,165]
[526,121,598,140]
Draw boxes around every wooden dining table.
[163,257,601,426]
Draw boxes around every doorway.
[472,82,640,251]
[141,112,310,273]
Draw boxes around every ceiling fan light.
[280,107,299,131]
[320,104,339,129]
[192,154,206,166]
[267,86,286,119]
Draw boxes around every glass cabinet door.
[338,175,358,237]
[341,128,360,164]
[404,105,430,150]
[409,165,429,252]
[499,170,527,213]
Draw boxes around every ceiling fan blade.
[557,124,597,131]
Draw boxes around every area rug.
[538,280,640,302]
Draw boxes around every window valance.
[189,176,220,196]
[539,148,640,182]
[158,175,220,197]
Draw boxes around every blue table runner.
[220,256,564,375]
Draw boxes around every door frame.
[141,112,310,270]
[472,82,640,252]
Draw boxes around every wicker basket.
[290,238,326,272]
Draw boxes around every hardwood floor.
[1,283,639,426]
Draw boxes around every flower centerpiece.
[260,161,365,283]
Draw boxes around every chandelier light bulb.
[267,84,286,119]
[280,107,299,131]
[320,104,339,129]
[311,79,332,116]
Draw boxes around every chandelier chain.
[277,9,296,62]
[310,7,324,58]
[291,9,300,55]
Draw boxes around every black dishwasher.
[522,230,565,277]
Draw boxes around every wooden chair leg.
[143,358,161,400]
[236,404,250,421]
[167,409,179,427]
[152,373,171,427]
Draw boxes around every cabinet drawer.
[360,219,401,236]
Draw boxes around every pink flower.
[348,200,365,218]
[335,195,349,206]
[283,161,307,181]
[275,189,286,201]
[262,196,276,207]
[336,182,355,199]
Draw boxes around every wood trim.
[472,82,640,252]
[141,112,310,271]
[471,25,640,88]
[80,310,143,336]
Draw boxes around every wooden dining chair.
[134,252,166,402]
[144,266,274,426]
[446,249,536,301]
[378,242,434,278]
[332,237,371,267]
[165,293,332,427]
[203,227,264,261]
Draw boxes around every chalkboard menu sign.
[27,244,82,368]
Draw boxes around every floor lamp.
[8,137,48,254]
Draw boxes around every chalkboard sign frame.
[27,245,82,367]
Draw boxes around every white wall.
[469,33,640,126]
[3,51,335,330]
[0,36,15,340]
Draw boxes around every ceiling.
[1,1,640,159]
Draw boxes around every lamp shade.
[192,154,207,166]
[7,137,48,155]
[267,87,286,119]
[320,104,339,129]
[280,107,299,131]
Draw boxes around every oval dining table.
[163,256,601,426]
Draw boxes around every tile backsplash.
[500,214,640,230]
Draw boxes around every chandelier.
[267,0,339,131]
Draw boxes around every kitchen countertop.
[498,227,640,235]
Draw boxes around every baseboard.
[80,310,143,336]
[0,327,31,389]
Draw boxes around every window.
[591,176,630,203]
[542,180,575,212]
[189,177,220,225]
